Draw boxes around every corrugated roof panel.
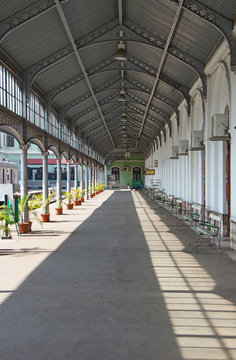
[125,72,155,91]
[163,54,196,88]
[36,55,81,92]
[198,0,236,21]
[156,82,183,105]
[89,71,120,89]
[54,81,89,108]
[151,97,173,115]
[96,89,119,103]
[127,42,162,71]
[80,42,116,69]
[126,88,150,104]
[125,0,176,41]
[172,9,222,63]
[62,0,117,40]
[1,8,69,69]
[0,0,38,22]
[67,97,95,118]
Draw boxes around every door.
[112,167,120,181]
[133,167,141,181]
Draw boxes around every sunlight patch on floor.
[132,191,236,360]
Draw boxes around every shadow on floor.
[0,191,182,360]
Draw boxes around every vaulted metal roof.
[0,0,236,161]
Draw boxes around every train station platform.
[0,190,236,359]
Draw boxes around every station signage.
[145,169,155,175]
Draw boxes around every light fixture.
[121,112,127,121]
[118,90,127,102]
[114,41,127,61]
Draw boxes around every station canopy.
[1,0,236,162]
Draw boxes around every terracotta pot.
[66,203,73,210]
[55,207,63,215]
[28,221,32,232]
[74,200,81,206]
[80,198,84,203]
[90,194,94,198]
[41,213,50,222]
[95,191,99,195]
[18,222,29,234]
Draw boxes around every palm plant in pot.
[63,191,74,210]
[28,196,42,231]
[0,204,15,239]
[34,192,55,222]
[73,188,81,206]
[89,185,94,198]
[55,200,63,215]
[18,194,30,234]
[94,183,99,195]
[80,189,85,202]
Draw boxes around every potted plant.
[55,201,63,215]
[90,186,94,198]
[18,194,30,234]
[73,188,81,206]
[80,189,85,202]
[0,204,14,239]
[37,192,55,222]
[94,183,99,195]
[28,196,42,231]
[64,191,74,210]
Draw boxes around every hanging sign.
[145,169,155,175]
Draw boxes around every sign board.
[145,169,155,175]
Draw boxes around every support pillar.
[74,162,78,199]
[80,165,84,192]
[56,156,62,203]
[20,144,29,222]
[85,165,89,200]
[42,151,49,214]
[104,165,107,188]
[88,166,92,194]
[66,159,71,198]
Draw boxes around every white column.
[20,144,29,222]
[85,165,89,200]
[56,156,62,203]
[88,166,92,193]
[104,165,107,188]
[80,165,84,192]
[42,151,49,214]
[66,159,71,198]
[74,162,78,198]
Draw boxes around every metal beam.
[118,0,123,25]
[22,19,118,99]
[125,78,190,114]
[170,0,236,71]
[57,77,120,118]
[136,0,184,147]
[46,56,117,105]
[0,0,68,43]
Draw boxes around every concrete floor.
[0,190,236,359]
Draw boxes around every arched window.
[112,167,120,181]
[133,167,141,181]
[27,91,45,128]
[0,64,22,116]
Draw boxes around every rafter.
[58,77,120,118]
[135,0,184,147]
[46,55,117,105]
[125,90,179,126]
[0,0,69,42]
[169,0,236,70]
[126,103,167,138]
[22,19,118,99]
